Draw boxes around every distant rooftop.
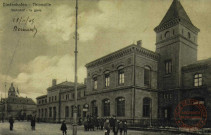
[47,81,85,91]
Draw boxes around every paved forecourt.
[0,122,179,135]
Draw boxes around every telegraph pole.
[73,0,78,135]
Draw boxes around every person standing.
[113,119,119,135]
[123,121,127,135]
[9,116,14,131]
[119,120,124,135]
[31,116,36,130]
[104,119,110,135]
[60,120,67,135]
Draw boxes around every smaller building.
[0,83,36,120]
[36,79,86,123]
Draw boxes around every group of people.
[82,115,128,135]
[103,118,127,135]
[83,116,105,131]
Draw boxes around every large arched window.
[104,71,110,87]
[144,66,151,87]
[91,100,98,117]
[143,97,151,117]
[65,106,69,118]
[118,66,124,85]
[194,73,202,87]
[116,97,125,116]
[102,99,110,116]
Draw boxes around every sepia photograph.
[0,0,211,134]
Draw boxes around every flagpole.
[73,0,78,134]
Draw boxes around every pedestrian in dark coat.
[9,117,14,131]
[31,117,36,130]
[113,120,119,135]
[104,119,110,135]
[123,121,127,135]
[100,118,104,130]
[119,121,124,135]
[60,120,67,135]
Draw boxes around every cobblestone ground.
[0,122,182,135]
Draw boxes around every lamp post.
[72,0,78,135]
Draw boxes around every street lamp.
[72,0,79,135]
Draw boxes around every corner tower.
[154,0,200,89]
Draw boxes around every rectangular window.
[105,74,110,87]
[66,94,69,100]
[194,73,203,87]
[49,97,51,102]
[71,106,74,117]
[45,108,47,118]
[55,96,57,101]
[72,93,75,99]
[143,98,150,117]
[164,109,168,118]
[49,107,52,117]
[165,60,172,74]
[118,69,124,85]
[144,67,150,86]
[65,106,69,118]
[93,77,97,90]
[78,92,81,98]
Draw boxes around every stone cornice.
[182,63,208,72]
[154,18,200,34]
[85,45,159,69]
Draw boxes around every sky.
[0,0,210,101]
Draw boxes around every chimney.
[52,79,57,86]
[137,40,142,47]
[84,78,87,85]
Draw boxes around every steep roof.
[160,0,192,26]
[154,0,199,33]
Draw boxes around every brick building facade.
[36,0,211,127]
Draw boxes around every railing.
[120,119,211,128]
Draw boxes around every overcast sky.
[0,0,210,100]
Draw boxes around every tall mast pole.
[5,82,6,99]
[73,0,78,135]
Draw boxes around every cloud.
[10,54,86,100]
[39,5,75,46]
